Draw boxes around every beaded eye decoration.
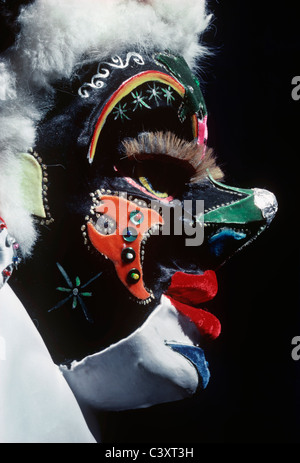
[0,217,21,290]
[82,190,164,304]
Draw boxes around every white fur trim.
[0,61,16,101]
[14,0,210,87]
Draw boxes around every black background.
[99,0,300,444]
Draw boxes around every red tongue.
[166,270,218,305]
[166,270,221,340]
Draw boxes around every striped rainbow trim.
[87,70,198,163]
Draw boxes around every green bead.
[127,268,140,284]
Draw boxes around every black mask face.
[10,51,277,408]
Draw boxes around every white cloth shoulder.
[0,284,96,443]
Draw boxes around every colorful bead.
[127,269,140,284]
[3,269,12,278]
[130,210,144,226]
[121,247,136,263]
[122,227,138,242]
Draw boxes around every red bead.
[0,217,6,229]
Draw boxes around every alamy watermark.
[291,336,300,361]
[291,76,300,100]
[93,194,205,247]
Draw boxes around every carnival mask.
[9,50,277,411]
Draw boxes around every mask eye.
[118,131,224,196]
[117,131,204,198]
[95,214,116,235]
[116,158,192,199]
[135,163,170,198]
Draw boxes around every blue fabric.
[208,228,246,257]
[166,343,210,389]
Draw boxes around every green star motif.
[146,83,162,106]
[48,263,102,323]
[162,86,175,105]
[131,90,151,111]
[112,102,131,122]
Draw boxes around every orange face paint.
[87,195,164,301]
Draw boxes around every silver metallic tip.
[253,188,278,225]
